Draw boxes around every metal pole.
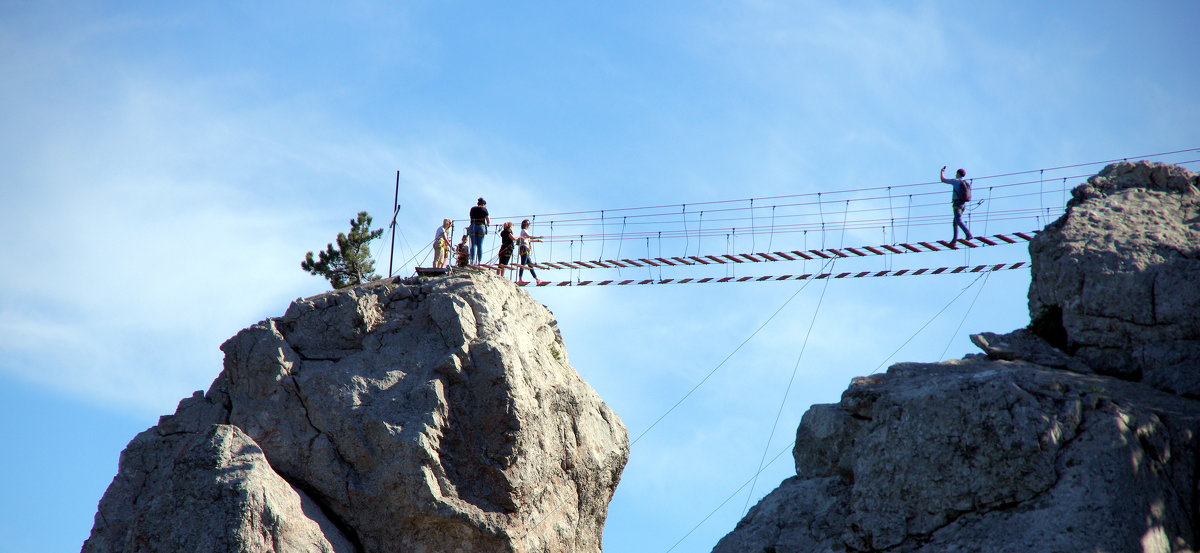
[388,170,399,276]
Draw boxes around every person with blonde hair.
[432,218,453,268]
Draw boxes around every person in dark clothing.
[468,198,490,265]
[940,166,974,242]
[497,221,515,277]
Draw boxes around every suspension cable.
[482,150,1199,223]
[628,257,838,447]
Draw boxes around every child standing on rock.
[455,235,470,268]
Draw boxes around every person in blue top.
[940,166,973,242]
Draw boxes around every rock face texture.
[1028,161,1200,392]
[83,271,628,553]
[716,360,1200,553]
[715,162,1200,553]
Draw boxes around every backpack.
[958,179,972,202]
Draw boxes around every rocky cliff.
[1028,161,1200,392]
[715,161,1200,553]
[82,271,629,553]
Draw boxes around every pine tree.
[301,211,386,289]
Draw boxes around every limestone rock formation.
[717,360,1200,553]
[91,424,355,553]
[1028,160,1200,391]
[970,328,1092,374]
[83,271,629,553]
[715,162,1200,553]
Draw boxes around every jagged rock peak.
[1028,160,1200,392]
[715,162,1200,553]
[83,270,629,553]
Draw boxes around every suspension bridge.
[391,148,1199,287]
[386,149,1199,552]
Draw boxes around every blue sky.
[2,2,1198,552]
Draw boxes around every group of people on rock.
[430,197,549,285]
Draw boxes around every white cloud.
[0,15,566,415]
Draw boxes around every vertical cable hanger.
[767,205,777,253]
[681,204,689,260]
[750,198,756,253]
[983,186,993,237]
[645,237,653,279]
[881,226,889,271]
[1039,169,1045,220]
[657,231,664,281]
[839,200,850,248]
[730,228,738,278]
[817,192,825,249]
[802,230,808,274]
[598,210,605,262]
[725,233,732,278]
[615,216,627,277]
[905,194,913,244]
[886,185,894,262]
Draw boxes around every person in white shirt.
[517,219,548,285]
[432,218,452,268]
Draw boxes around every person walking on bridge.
[940,166,974,242]
[517,219,548,286]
